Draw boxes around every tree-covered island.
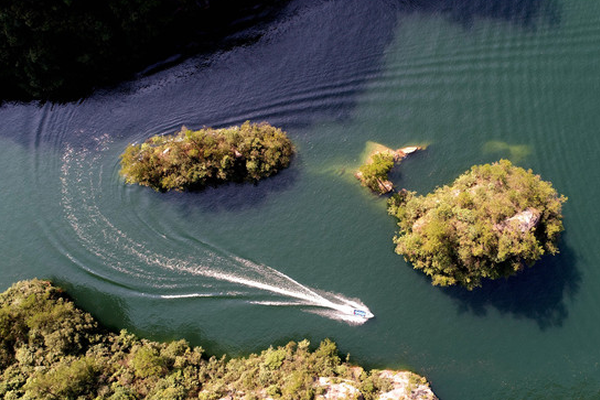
[387,160,567,290]
[0,279,438,400]
[120,121,294,192]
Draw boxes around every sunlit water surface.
[2,1,600,398]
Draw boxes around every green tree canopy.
[388,160,567,290]
[356,151,396,194]
[120,121,294,191]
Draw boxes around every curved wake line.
[59,137,374,325]
[154,292,244,299]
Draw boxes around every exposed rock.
[412,216,427,232]
[208,366,436,400]
[496,208,541,233]
[398,146,420,155]
[395,146,421,161]
[317,377,363,400]
[391,146,422,162]
[376,370,438,400]
[363,145,423,166]
[314,370,437,400]
[348,366,365,379]
[377,178,395,194]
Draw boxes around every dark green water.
[2,0,600,398]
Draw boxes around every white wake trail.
[59,137,374,325]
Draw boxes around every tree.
[356,152,396,194]
[388,160,567,290]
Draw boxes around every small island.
[355,144,423,195]
[120,121,294,192]
[387,160,567,290]
[0,279,438,400]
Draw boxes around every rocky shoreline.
[315,369,437,400]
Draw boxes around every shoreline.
[0,279,438,400]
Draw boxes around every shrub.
[25,356,99,399]
[389,160,567,289]
[130,346,166,378]
[263,347,287,370]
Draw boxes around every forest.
[0,0,285,101]
[0,279,435,400]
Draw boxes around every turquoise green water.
[1,1,600,398]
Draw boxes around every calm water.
[2,0,600,398]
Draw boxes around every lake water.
[2,0,600,398]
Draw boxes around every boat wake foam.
[59,136,374,325]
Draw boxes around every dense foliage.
[120,121,294,191]
[388,160,566,290]
[0,279,425,400]
[356,151,396,194]
[0,0,284,101]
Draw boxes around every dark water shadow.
[401,0,562,28]
[50,279,133,334]
[1,0,563,141]
[149,161,300,214]
[440,238,580,329]
[46,280,234,356]
[0,0,295,105]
